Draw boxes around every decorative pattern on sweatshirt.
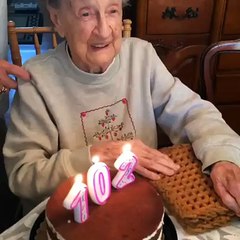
[80,98,136,146]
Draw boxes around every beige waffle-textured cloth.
[151,144,238,234]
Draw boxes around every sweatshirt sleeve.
[3,78,92,201]
[149,44,240,170]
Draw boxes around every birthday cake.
[45,175,164,240]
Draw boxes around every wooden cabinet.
[145,0,213,35]
[134,0,240,139]
[222,1,240,38]
[135,0,240,96]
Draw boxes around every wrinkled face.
[49,0,123,73]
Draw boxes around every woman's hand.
[90,139,180,180]
[0,59,30,91]
[210,161,240,216]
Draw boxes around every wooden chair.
[201,39,240,134]
[8,19,132,66]
[164,45,207,95]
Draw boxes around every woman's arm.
[3,78,92,201]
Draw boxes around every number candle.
[112,143,138,189]
[63,174,89,223]
[87,156,111,205]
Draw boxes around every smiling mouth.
[91,43,110,50]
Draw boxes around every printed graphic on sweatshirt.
[80,98,136,146]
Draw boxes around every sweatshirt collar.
[56,41,120,85]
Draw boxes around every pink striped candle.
[87,156,111,205]
[112,144,138,189]
[63,174,89,223]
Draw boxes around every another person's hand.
[210,161,240,216]
[90,139,180,180]
[0,59,30,92]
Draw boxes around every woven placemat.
[151,144,238,234]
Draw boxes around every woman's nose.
[94,16,112,38]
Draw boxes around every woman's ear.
[47,6,65,38]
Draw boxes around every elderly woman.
[3,0,240,216]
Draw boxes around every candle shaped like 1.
[112,144,138,189]
[63,174,89,223]
[87,156,111,205]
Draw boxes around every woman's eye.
[78,10,96,21]
[110,9,117,14]
[109,8,119,15]
[82,12,90,17]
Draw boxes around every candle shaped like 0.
[63,174,89,223]
[87,156,111,205]
[112,144,138,189]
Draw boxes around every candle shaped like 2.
[112,144,138,189]
[87,156,111,205]
[63,174,89,223]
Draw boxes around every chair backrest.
[202,39,240,102]
[8,19,132,66]
[201,39,240,134]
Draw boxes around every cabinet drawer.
[213,53,240,103]
[146,0,214,35]
[218,53,240,71]
[222,0,240,35]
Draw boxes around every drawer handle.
[162,7,199,19]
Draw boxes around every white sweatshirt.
[4,38,240,213]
